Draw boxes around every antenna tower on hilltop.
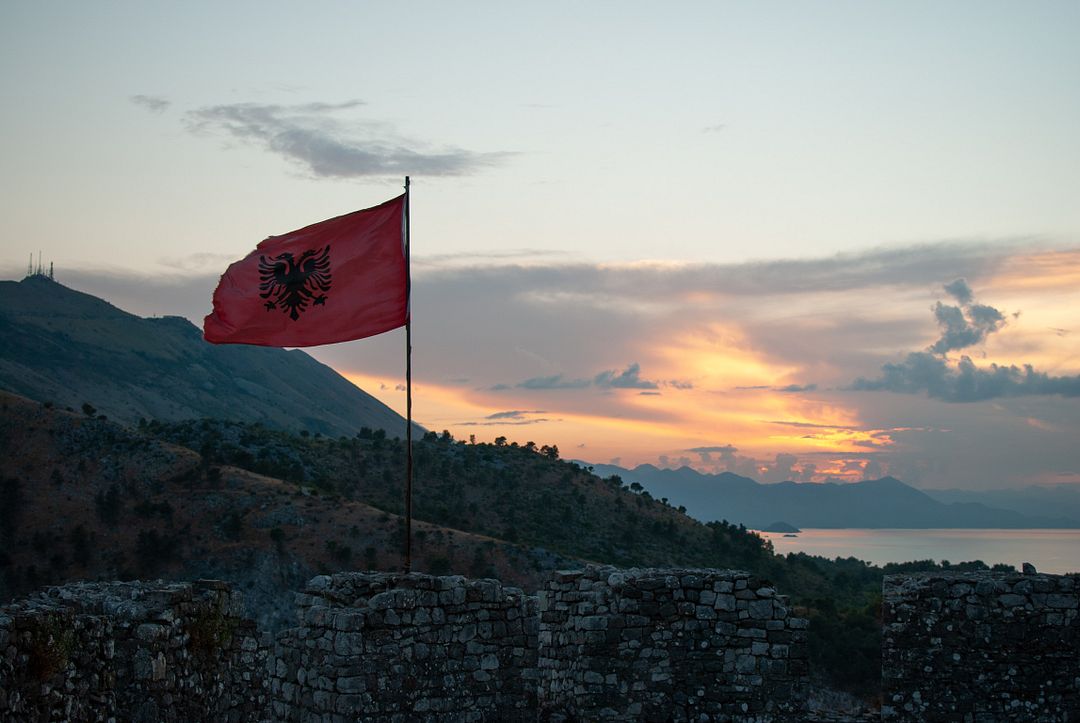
[25,252,55,280]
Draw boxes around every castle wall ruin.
[3,568,1080,721]
[0,580,265,722]
[268,572,538,721]
[882,571,1080,721]
[537,567,808,721]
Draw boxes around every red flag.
[203,194,407,347]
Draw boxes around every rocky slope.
[0,275,415,438]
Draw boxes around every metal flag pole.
[403,176,414,572]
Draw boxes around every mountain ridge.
[584,462,1080,529]
[0,276,416,438]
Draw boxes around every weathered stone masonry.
[1,568,808,722]
[269,572,538,721]
[0,579,266,722]
[882,571,1080,721]
[7,568,1079,721]
[270,568,809,721]
[537,567,808,721]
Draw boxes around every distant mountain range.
[585,462,1080,530]
[926,486,1080,527]
[0,276,416,437]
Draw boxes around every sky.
[2,1,1079,491]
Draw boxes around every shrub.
[28,615,75,681]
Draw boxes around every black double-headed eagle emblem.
[258,246,332,321]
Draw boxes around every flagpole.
[403,176,413,572]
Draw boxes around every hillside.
[0,391,566,630]
[0,276,414,437]
[2,388,1018,700]
[587,463,1080,529]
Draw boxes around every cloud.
[594,363,657,389]
[853,353,1080,402]
[681,445,829,483]
[185,100,507,178]
[943,278,973,305]
[459,405,557,426]
[413,240,1024,303]
[765,420,861,430]
[686,445,740,468]
[737,384,816,393]
[853,280,1077,401]
[458,418,553,427]
[13,242,1076,494]
[686,445,739,454]
[159,252,237,272]
[514,374,591,390]
[497,363,661,392]
[131,94,170,113]
[702,124,727,133]
[925,278,1007,355]
[485,410,546,420]
[415,249,565,268]
[929,301,1006,354]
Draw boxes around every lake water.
[755,528,1080,574]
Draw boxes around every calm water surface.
[756,529,1080,574]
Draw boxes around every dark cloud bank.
[854,353,1080,402]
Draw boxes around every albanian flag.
[204,194,408,347]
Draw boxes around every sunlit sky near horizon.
[2,1,1079,490]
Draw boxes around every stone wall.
[882,571,1080,721]
[0,579,266,723]
[268,572,538,721]
[537,566,808,722]
[17,568,1075,722]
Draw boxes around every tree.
[629,482,643,493]
[269,527,286,553]
[68,525,92,566]
[135,529,177,574]
[94,485,123,527]
[0,478,24,541]
[81,402,96,417]
[221,511,243,540]
[494,436,507,447]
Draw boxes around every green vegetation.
[128,418,1016,699]
[94,484,123,527]
[135,529,180,574]
[187,605,238,661]
[27,614,76,681]
[0,477,24,541]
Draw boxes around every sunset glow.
[1,2,1077,492]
